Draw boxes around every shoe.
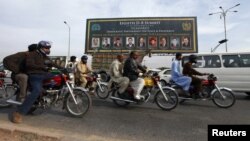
[16,97,25,103]
[183,94,192,98]
[140,95,145,101]
[134,95,141,100]
[193,93,203,99]
[89,87,94,91]
[89,90,95,96]
[134,95,145,101]
[180,91,191,98]
[11,111,22,124]
[117,92,125,99]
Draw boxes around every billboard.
[85,17,198,54]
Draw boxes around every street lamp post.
[209,3,240,52]
[64,21,71,61]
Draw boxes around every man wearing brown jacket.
[4,44,37,102]
[183,55,208,98]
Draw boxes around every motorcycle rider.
[11,41,53,123]
[109,54,129,95]
[75,55,93,89]
[123,51,146,100]
[183,55,209,98]
[66,56,78,85]
[171,53,191,96]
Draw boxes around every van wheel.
[246,92,250,96]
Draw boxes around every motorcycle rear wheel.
[96,84,109,99]
[155,88,178,111]
[64,89,92,117]
[0,85,17,108]
[112,90,130,107]
[212,89,236,108]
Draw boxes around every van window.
[182,56,189,66]
[182,56,203,68]
[203,55,221,68]
[240,54,250,67]
[183,55,221,68]
[222,55,240,68]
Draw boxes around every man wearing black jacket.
[123,51,146,100]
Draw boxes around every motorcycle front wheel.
[212,88,236,108]
[96,83,109,99]
[155,88,178,111]
[64,89,92,117]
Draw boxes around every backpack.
[3,52,28,74]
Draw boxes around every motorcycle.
[109,71,179,111]
[2,69,92,117]
[0,71,17,107]
[171,74,236,108]
[75,71,109,97]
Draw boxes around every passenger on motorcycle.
[123,51,146,100]
[66,56,78,84]
[171,53,191,96]
[183,55,209,98]
[7,44,37,103]
[11,40,53,123]
[109,54,129,94]
[67,56,77,73]
[75,55,93,89]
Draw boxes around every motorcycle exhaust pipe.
[6,99,22,106]
[110,96,136,103]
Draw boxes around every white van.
[182,52,250,95]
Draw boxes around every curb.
[0,120,86,141]
[0,124,60,141]
[0,119,131,141]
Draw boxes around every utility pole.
[64,21,71,61]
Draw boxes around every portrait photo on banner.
[102,37,111,49]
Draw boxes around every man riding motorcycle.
[75,55,94,93]
[183,55,209,98]
[11,40,53,123]
[123,51,146,100]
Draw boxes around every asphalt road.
[0,92,249,141]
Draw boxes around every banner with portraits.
[85,17,198,54]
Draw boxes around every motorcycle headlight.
[69,73,74,80]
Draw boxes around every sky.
[0,0,249,65]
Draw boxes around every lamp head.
[219,39,228,44]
